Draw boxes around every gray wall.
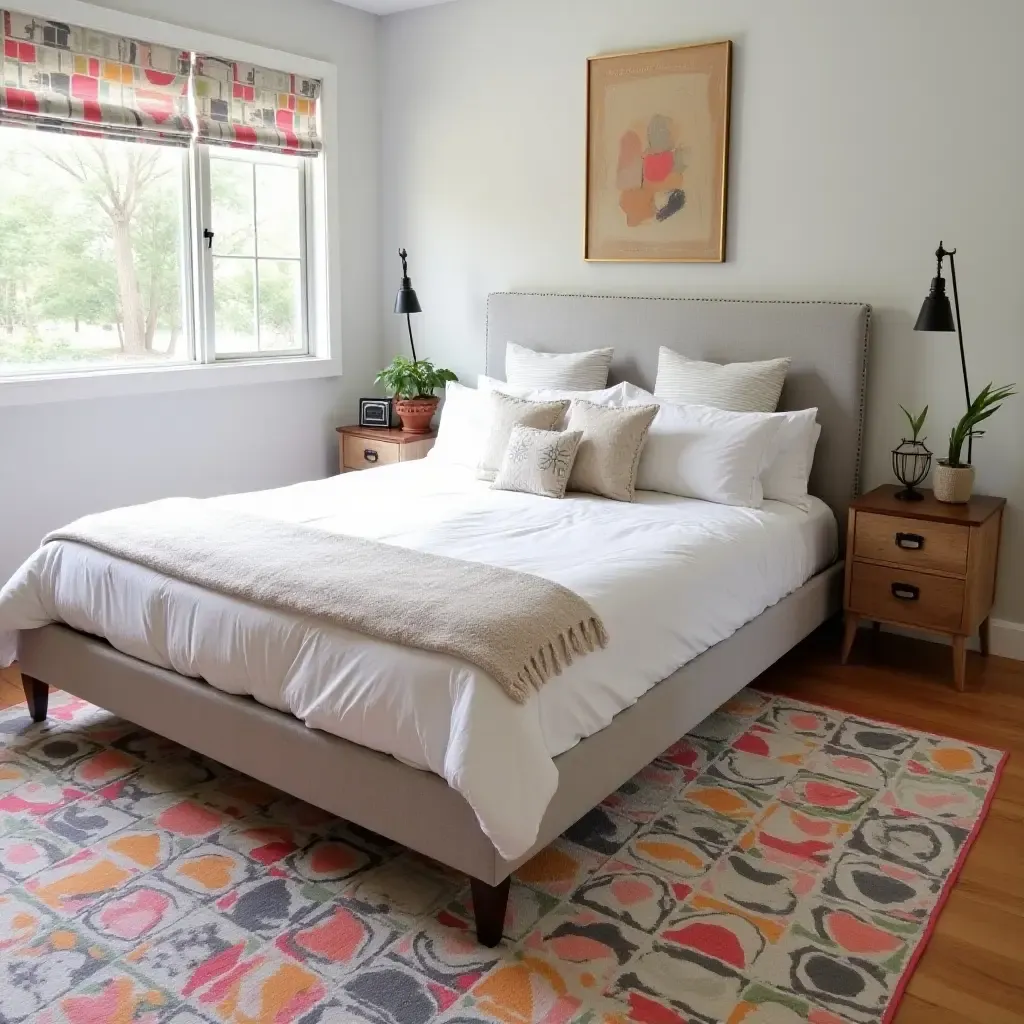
[379,0,1024,625]
[0,0,379,586]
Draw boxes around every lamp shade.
[914,275,955,332]
[394,284,421,315]
[394,248,422,315]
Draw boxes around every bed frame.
[17,292,871,946]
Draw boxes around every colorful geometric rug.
[0,688,1005,1024]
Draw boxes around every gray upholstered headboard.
[485,292,871,529]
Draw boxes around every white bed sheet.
[0,460,836,859]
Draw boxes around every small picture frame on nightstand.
[359,398,392,429]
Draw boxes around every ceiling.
[336,0,452,14]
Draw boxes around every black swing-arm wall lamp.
[914,241,973,462]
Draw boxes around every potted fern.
[375,356,458,433]
[934,383,1016,503]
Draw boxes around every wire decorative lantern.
[892,439,932,501]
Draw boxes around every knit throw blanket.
[44,499,608,704]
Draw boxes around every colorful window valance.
[0,8,192,145]
[0,10,322,156]
[193,55,321,156]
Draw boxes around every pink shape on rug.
[826,909,903,956]
[97,888,172,939]
[156,801,224,836]
[609,877,650,906]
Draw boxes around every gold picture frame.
[585,40,732,262]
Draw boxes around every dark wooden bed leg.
[470,875,511,947]
[22,675,49,723]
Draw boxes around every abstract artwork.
[0,688,1004,1023]
[586,40,732,262]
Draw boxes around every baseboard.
[859,618,1024,661]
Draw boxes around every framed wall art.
[585,40,732,262]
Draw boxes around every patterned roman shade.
[0,10,322,155]
[0,8,192,144]
[193,55,321,156]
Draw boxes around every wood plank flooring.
[2,623,1022,1022]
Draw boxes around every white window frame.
[194,146,312,362]
[0,0,341,409]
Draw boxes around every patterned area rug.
[0,688,1005,1024]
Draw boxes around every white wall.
[0,0,380,587]
[379,0,1024,627]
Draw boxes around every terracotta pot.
[933,460,975,503]
[393,396,438,434]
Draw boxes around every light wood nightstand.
[841,484,1005,690]
[336,424,437,473]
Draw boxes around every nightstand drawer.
[850,561,964,631]
[854,512,969,575]
[342,435,401,470]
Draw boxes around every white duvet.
[0,460,836,859]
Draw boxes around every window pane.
[212,257,256,355]
[210,157,255,257]
[258,260,302,351]
[0,129,188,376]
[255,164,301,259]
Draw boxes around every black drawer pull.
[891,582,919,601]
[895,532,924,550]
[363,449,379,463]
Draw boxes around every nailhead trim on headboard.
[485,291,872,509]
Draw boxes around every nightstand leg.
[841,615,860,664]
[979,617,991,657]
[951,635,968,691]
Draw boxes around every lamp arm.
[947,251,973,462]
[405,312,418,364]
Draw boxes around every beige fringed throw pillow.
[566,399,659,502]
[478,391,570,481]
[492,426,583,498]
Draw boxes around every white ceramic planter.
[933,461,975,503]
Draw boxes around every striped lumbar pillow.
[654,347,790,413]
[505,342,614,391]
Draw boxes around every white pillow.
[633,397,783,507]
[505,342,614,391]
[655,347,790,412]
[761,409,820,511]
[430,381,488,469]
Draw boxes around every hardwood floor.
[2,625,1022,1023]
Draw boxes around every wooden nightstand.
[336,424,437,473]
[841,484,1005,689]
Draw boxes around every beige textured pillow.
[505,343,614,390]
[492,426,583,498]
[567,399,659,502]
[478,391,570,481]
[655,347,791,412]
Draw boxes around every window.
[206,149,307,358]
[0,130,313,377]
[1,131,190,374]
[0,8,325,384]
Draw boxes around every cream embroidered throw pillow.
[478,391,571,481]
[492,426,583,498]
[566,399,659,502]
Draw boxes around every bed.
[3,292,870,946]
